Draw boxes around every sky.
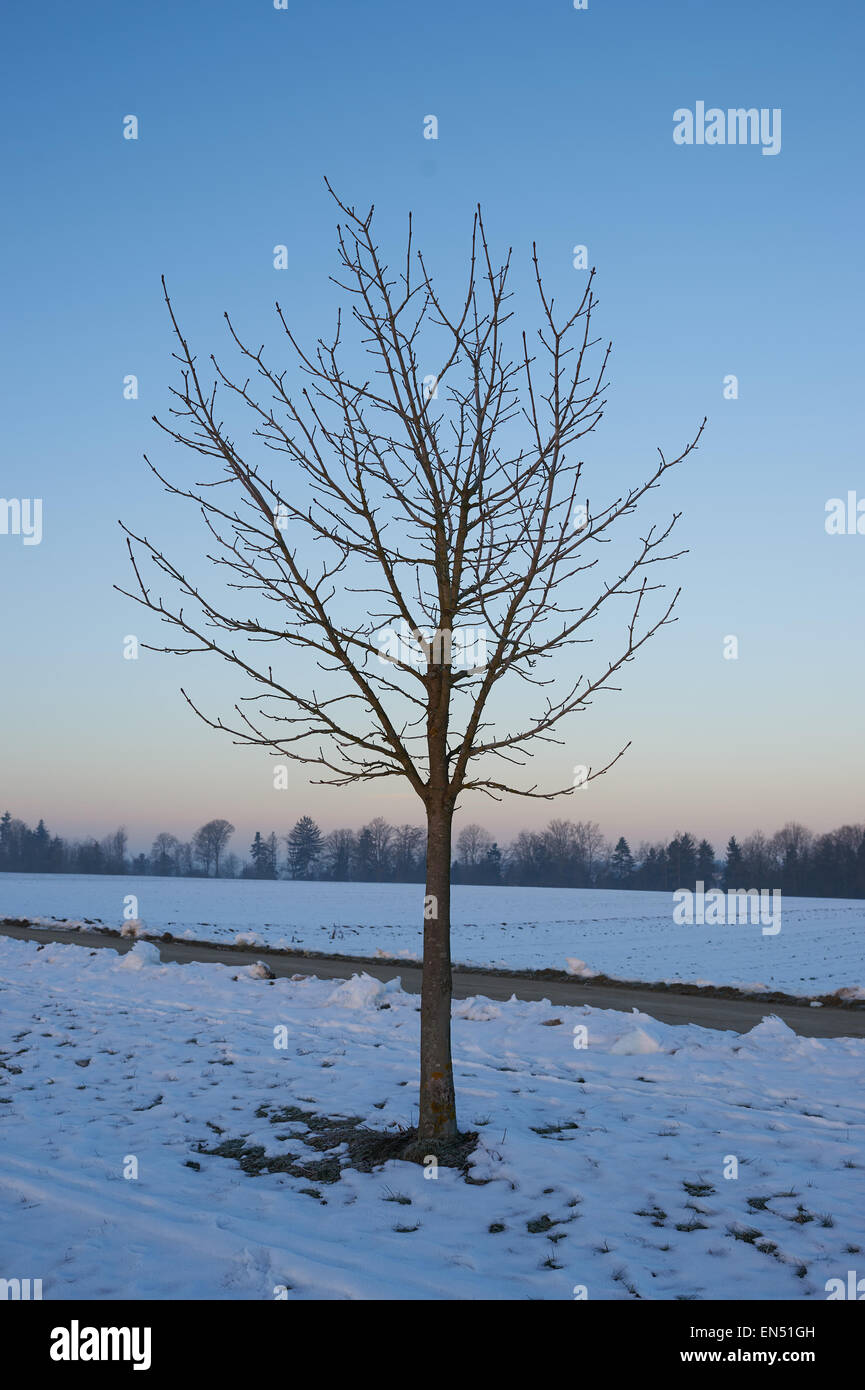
[1,0,862,858]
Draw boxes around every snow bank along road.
[2,921,863,1039]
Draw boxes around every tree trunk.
[418,798,458,1145]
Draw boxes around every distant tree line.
[2,809,864,899]
[0,813,237,881]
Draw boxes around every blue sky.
[1,0,862,855]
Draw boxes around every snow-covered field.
[2,872,864,997]
[1,934,863,1300]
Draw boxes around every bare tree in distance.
[455,823,493,867]
[118,184,705,1154]
[151,831,179,876]
[192,819,235,878]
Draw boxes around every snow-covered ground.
[1,933,863,1300]
[2,872,864,997]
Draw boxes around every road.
[2,920,863,1038]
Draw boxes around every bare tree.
[151,831,179,876]
[455,823,493,867]
[322,827,355,880]
[770,821,813,863]
[101,828,128,876]
[392,823,425,879]
[173,840,193,877]
[192,819,235,878]
[119,186,704,1151]
[365,816,394,879]
[573,820,606,881]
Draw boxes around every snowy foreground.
[1,935,863,1300]
[2,872,864,998]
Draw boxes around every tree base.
[395,1128,479,1170]
[305,1120,479,1174]
[324,1123,479,1173]
[205,1106,481,1183]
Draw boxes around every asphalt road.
[2,920,864,1039]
